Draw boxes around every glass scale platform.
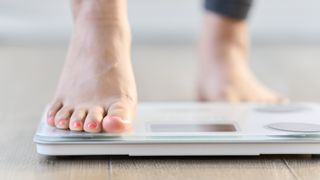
[34,103,320,156]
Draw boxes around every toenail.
[73,121,82,128]
[47,117,55,125]
[87,122,97,129]
[58,119,67,127]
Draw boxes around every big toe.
[103,100,135,133]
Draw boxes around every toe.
[47,101,63,127]
[55,106,73,129]
[102,116,131,133]
[221,88,240,103]
[83,106,105,133]
[103,100,135,133]
[276,96,290,104]
[263,91,289,104]
[69,108,87,131]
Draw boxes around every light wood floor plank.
[109,156,295,180]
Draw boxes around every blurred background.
[0,0,320,113]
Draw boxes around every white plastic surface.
[34,102,320,156]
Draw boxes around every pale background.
[0,0,320,113]
[1,0,320,42]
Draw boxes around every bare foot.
[197,12,286,103]
[47,0,137,133]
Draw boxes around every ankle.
[74,0,130,27]
[73,10,131,48]
[200,12,249,66]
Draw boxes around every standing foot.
[47,0,137,133]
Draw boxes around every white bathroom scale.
[34,102,320,156]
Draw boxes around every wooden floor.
[1,44,320,180]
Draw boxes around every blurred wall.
[0,0,320,44]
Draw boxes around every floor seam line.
[282,158,299,180]
[108,156,112,180]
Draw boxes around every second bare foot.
[197,12,286,103]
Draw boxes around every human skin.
[47,0,137,133]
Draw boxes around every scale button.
[267,122,320,132]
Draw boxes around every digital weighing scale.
[34,103,320,156]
